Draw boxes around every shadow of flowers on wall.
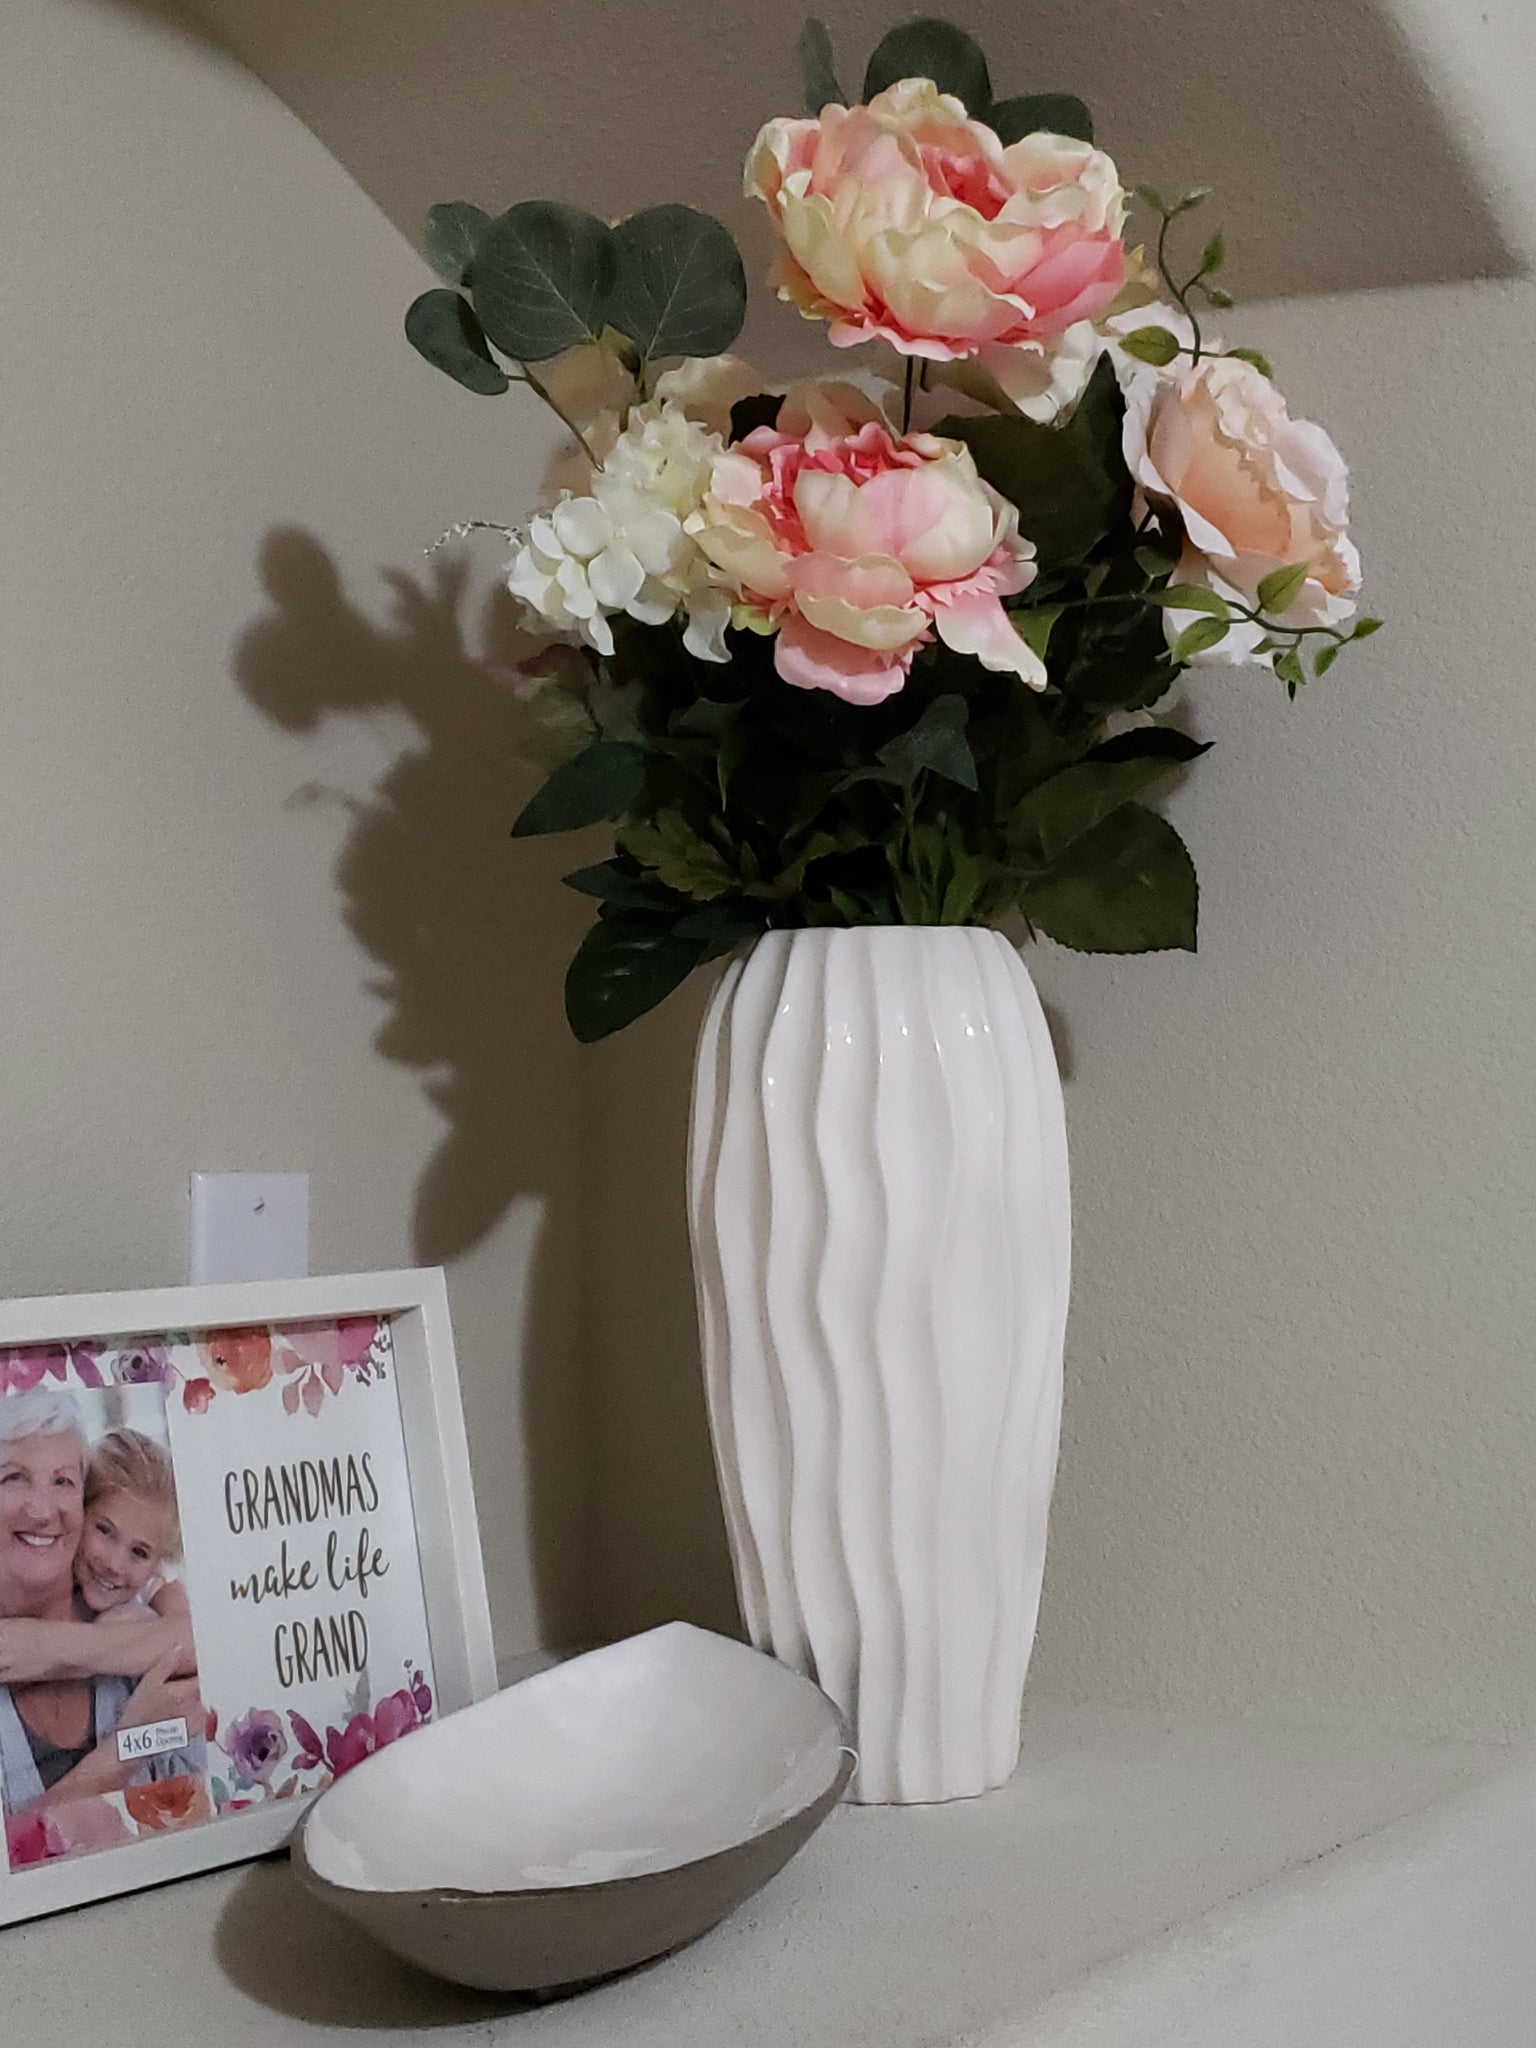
[236,525,582,1265]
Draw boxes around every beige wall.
[13,0,1536,1737]
[0,0,590,1659]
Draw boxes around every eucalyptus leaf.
[565,914,706,1041]
[798,17,843,112]
[424,202,490,287]
[472,201,617,362]
[511,739,647,836]
[988,93,1093,144]
[1023,804,1198,952]
[863,19,991,111]
[404,289,510,395]
[609,205,747,363]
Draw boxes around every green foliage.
[472,202,617,362]
[1225,345,1274,378]
[511,739,648,836]
[424,203,491,287]
[875,693,977,790]
[404,290,509,395]
[935,355,1131,570]
[989,93,1093,143]
[609,206,747,365]
[1022,804,1198,952]
[863,19,991,110]
[1256,562,1309,615]
[798,17,843,111]
[1117,325,1181,368]
[1170,615,1231,663]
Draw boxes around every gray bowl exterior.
[290,1748,854,1995]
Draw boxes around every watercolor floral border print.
[0,1270,496,1926]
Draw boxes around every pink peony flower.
[1122,352,1360,664]
[747,80,1126,406]
[225,1708,288,1786]
[182,1377,215,1414]
[689,381,1042,704]
[371,1687,422,1748]
[324,1712,377,1777]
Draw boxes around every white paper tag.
[115,1718,189,1763]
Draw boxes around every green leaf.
[609,205,747,363]
[863,19,991,111]
[1152,584,1230,617]
[1013,604,1063,659]
[1089,726,1210,765]
[1313,642,1340,677]
[565,914,705,1041]
[472,201,617,362]
[1171,616,1231,663]
[1023,803,1198,952]
[988,93,1093,144]
[877,693,977,790]
[1275,647,1306,697]
[1117,325,1182,368]
[404,289,510,396]
[563,859,683,913]
[511,739,647,836]
[621,810,737,901]
[673,899,766,960]
[933,356,1130,570]
[424,202,490,287]
[1224,345,1273,378]
[1134,183,1171,216]
[1203,286,1235,310]
[798,17,843,112]
[1198,231,1226,276]
[1351,616,1383,639]
[1010,742,1206,865]
[1256,561,1310,615]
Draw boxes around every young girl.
[74,1429,192,1635]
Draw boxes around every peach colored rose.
[196,1327,273,1395]
[1123,353,1360,664]
[747,79,1126,406]
[687,381,1042,705]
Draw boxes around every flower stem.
[514,364,599,465]
[902,355,917,434]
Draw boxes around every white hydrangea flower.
[505,401,734,662]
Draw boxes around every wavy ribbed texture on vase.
[688,928,1070,1804]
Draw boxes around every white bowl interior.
[301,1624,848,1894]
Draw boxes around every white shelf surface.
[1,1698,1505,2047]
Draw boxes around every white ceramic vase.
[687,927,1071,1804]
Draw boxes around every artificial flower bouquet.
[405,16,1376,1040]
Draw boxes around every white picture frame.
[0,1268,496,1925]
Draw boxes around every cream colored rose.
[1122,353,1361,665]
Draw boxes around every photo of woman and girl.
[0,1386,205,1866]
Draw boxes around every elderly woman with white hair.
[0,1387,200,1817]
